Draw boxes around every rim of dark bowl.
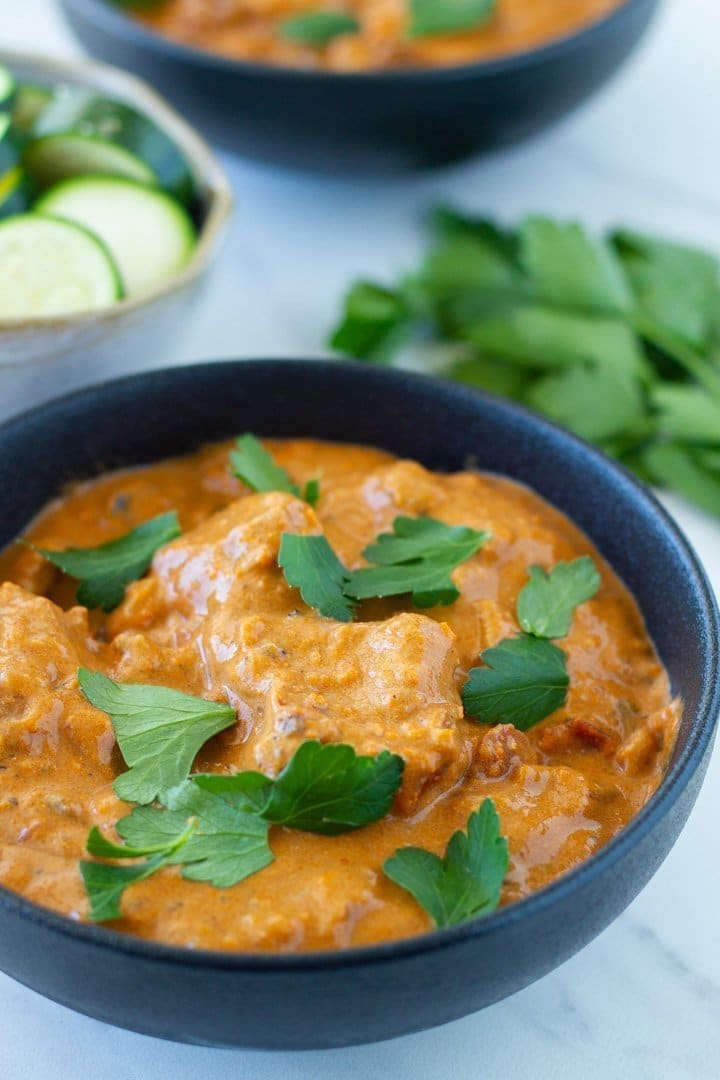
[0,357,716,976]
[62,0,655,85]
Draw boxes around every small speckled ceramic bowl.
[0,50,233,421]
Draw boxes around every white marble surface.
[2,1,720,1076]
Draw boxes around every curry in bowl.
[130,0,627,72]
[0,435,678,952]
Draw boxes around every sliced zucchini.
[36,176,196,296]
[11,83,53,134]
[0,213,122,319]
[0,64,15,107]
[24,132,155,189]
[32,89,194,202]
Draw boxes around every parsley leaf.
[279,11,360,45]
[279,517,488,618]
[517,557,601,639]
[157,783,272,887]
[345,516,489,608]
[328,281,413,363]
[303,477,321,507]
[465,307,646,374]
[520,217,633,314]
[651,384,720,444]
[408,0,496,38]
[191,771,273,815]
[30,511,180,612]
[363,515,488,566]
[526,364,647,443]
[614,228,720,348]
[230,433,319,504]
[383,799,508,928]
[81,788,271,919]
[78,669,236,805]
[86,814,194,859]
[278,533,358,622]
[82,814,196,921]
[194,740,404,835]
[462,636,569,730]
[80,853,170,922]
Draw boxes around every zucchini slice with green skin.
[0,65,16,107]
[0,213,122,319]
[32,90,195,202]
[24,132,156,189]
[36,176,197,297]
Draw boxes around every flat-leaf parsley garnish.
[517,555,601,639]
[78,669,236,805]
[82,816,197,922]
[278,516,489,619]
[195,740,405,835]
[81,853,173,923]
[462,556,599,729]
[279,10,361,45]
[30,511,180,612]
[80,741,401,919]
[278,533,358,622]
[408,0,496,39]
[461,636,569,730]
[230,433,319,505]
[345,516,490,608]
[82,787,272,919]
[128,784,272,887]
[383,799,508,927]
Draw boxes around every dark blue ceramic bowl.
[0,359,717,1049]
[58,0,660,172]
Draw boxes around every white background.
[2,1,720,1076]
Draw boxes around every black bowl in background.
[58,0,660,173]
[0,359,717,1049]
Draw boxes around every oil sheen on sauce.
[0,439,679,952]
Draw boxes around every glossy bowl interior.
[0,50,233,420]
[0,359,717,1050]
[59,0,660,172]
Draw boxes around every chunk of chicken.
[0,584,118,871]
[108,492,320,640]
[191,611,466,814]
[0,583,110,763]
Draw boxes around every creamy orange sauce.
[0,439,678,952]
[135,0,627,72]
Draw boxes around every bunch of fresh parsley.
[330,210,720,519]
